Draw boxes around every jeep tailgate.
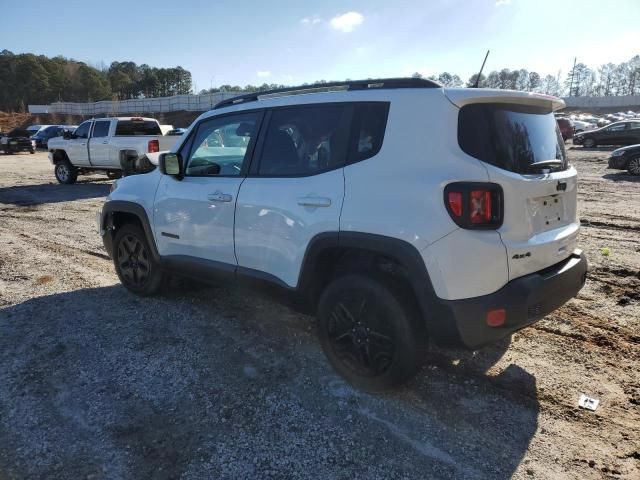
[447,88,580,281]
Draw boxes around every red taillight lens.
[444,183,502,229]
[470,190,492,224]
[486,308,506,327]
[447,192,463,218]
[148,139,159,153]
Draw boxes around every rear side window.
[258,105,351,176]
[458,103,567,173]
[115,120,161,136]
[350,103,389,162]
[92,121,110,138]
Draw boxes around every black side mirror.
[159,152,184,178]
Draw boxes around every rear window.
[458,103,567,173]
[115,120,161,136]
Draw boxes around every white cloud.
[329,12,364,33]
[495,0,511,6]
[301,16,322,25]
[257,71,271,78]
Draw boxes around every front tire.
[583,137,596,148]
[54,160,78,184]
[113,223,165,296]
[317,274,426,391]
[628,156,640,176]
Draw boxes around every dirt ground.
[0,148,638,480]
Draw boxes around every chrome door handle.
[297,196,331,207]
[207,192,233,202]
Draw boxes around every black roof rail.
[213,77,441,110]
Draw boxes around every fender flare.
[50,149,69,164]
[101,200,160,262]
[297,231,460,343]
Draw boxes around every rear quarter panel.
[340,90,510,300]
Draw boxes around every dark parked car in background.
[32,125,75,148]
[573,120,640,147]
[556,118,574,141]
[608,144,640,175]
[1,129,35,154]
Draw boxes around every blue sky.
[2,0,639,90]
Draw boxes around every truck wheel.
[628,156,640,176]
[30,150,35,154]
[583,138,596,148]
[317,274,425,391]
[54,160,78,184]
[113,223,165,296]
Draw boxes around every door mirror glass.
[160,153,183,176]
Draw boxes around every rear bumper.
[429,250,588,349]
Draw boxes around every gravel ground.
[0,149,638,479]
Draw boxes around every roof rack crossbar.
[213,77,441,109]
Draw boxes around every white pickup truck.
[48,117,177,184]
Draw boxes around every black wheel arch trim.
[101,200,161,262]
[297,231,460,343]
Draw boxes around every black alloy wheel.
[317,274,425,391]
[117,233,151,288]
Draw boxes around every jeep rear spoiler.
[444,88,565,112]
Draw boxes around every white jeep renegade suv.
[99,78,587,391]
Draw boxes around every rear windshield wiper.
[527,159,563,171]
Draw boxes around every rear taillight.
[444,182,503,229]
[148,139,159,153]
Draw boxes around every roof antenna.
[473,50,490,88]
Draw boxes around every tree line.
[0,50,192,112]
[1,49,638,113]
[198,55,640,99]
[428,54,640,97]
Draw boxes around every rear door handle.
[207,192,233,202]
[297,196,331,207]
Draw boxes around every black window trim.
[179,108,266,178]
[175,100,390,180]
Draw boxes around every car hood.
[612,144,640,154]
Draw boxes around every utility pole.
[568,57,577,97]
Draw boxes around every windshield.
[458,103,567,173]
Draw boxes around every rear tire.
[583,137,596,148]
[113,223,165,296]
[54,160,78,184]
[317,274,426,391]
[628,156,640,176]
